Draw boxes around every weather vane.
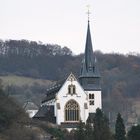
[86,5,91,22]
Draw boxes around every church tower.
[79,20,102,113]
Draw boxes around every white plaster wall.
[56,79,89,125]
[87,91,102,113]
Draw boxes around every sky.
[0,0,140,55]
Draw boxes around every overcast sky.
[0,0,140,55]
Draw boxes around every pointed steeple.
[79,21,101,90]
[80,21,100,78]
[85,21,94,74]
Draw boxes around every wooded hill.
[0,39,140,125]
[0,39,140,97]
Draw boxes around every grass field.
[0,75,53,87]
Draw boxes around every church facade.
[34,21,102,129]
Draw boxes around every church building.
[34,20,102,129]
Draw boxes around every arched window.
[73,85,76,93]
[68,85,76,95]
[65,100,80,122]
[68,86,71,94]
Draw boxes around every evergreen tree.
[85,122,93,140]
[93,108,112,140]
[115,113,126,140]
[76,120,85,140]
[127,125,140,140]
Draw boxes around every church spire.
[84,21,94,73]
[80,20,100,77]
[79,18,101,90]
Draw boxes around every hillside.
[0,39,73,80]
[0,39,140,125]
[0,75,53,105]
[0,75,52,87]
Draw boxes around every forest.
[0,39,140,96]
[0,39,140,128]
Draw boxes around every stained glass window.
[65,100,80,121]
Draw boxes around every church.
[34,20,102,129]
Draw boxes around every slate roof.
[79,21,100,78]
[42,79,65,103]
[82,84,101,91]
[78,21,101,91]
[33,105,56,123]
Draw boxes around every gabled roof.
[23,101,38,110]
[33,105,54,117]
[66,73,77,81]
[33,105,56,123]
[42,73,81,103]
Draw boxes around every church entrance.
[65,100,80,122]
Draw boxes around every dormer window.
[68,85,76,95]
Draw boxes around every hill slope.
[0,75,53,105]
[0,39,140,125]
[0,75,52,87]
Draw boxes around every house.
[23,101,39,118]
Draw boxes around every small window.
[57,103,60,109]
[90,100,94,105]
[84,103,88,109]
[68,86,71,94]
[89,93,94,99]
[68,85,76,95]
[73,86,76,93]
[92,94,94,99]
[89,94,92,99]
